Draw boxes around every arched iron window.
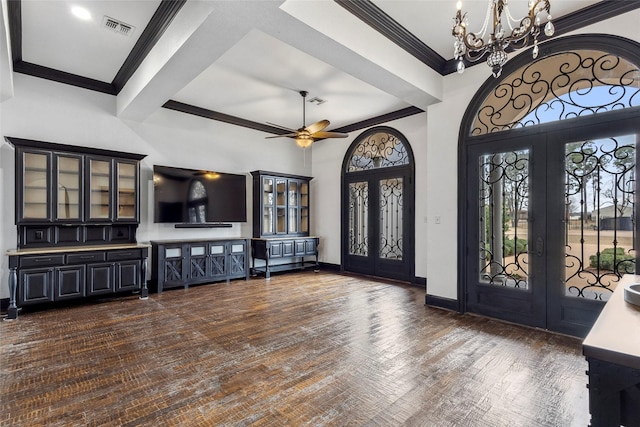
[346,129,410,172]
[469,40,640,136]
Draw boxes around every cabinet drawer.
[67,252,106,264]
[20,254,65,268]
[107,249,142,261]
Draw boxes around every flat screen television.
[153,165,247,224]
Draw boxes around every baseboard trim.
[425,294,459,312]
[0,298,8,315]
[317,262,341,272]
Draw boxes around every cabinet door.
[115,160,138,222]
[228,241,247,277]
[269,241,283,258]
[87,158,112,221]
[262,177,275,235]
[56,265,86,300]
[87,263,114,295]
[115,260,141,292]
[162,245,185,288]
[19,268,54,304]
[294,240,306,256]
[276,179,287,234]
[189,244,208,281]
[209,243,227,279]
[18,150,52,222]
[305,238,317,255]
[55,153,83,222]
[300,181,309,234]
[288,180,299,233]
[282,240,294,257]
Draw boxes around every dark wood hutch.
[5,137,149,319]
[250,170,319,278]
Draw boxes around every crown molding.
[337,0,640,76]
[334,0,446,73]
[13,61,117,95]
[163,101,424,136]
[112,0,186,92]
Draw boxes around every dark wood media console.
[150,238,250,293]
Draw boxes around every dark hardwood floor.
[1,272,589,426]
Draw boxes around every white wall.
[0,73,310,298]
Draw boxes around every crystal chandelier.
[452,0,555,78]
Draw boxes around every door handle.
[535,237,544,257]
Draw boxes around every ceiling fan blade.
[265,133,298,139]
[266,122,298,132]
[304,119,330,135]
[311,131,349,139]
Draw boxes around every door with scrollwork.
[342,127,415,282]
[462,38,639,337]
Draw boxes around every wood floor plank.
[1,272,589,426]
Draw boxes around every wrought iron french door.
[466,117,638,336]
[467,135,547,329]
[343,167,414,282]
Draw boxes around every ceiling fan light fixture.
[295,136,313,148]
[265,90,348,148]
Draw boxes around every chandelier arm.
[478,0,493,41]
[451,0,553,77]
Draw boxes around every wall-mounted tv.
[153,165,247,224]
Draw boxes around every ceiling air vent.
[102,16,135,37]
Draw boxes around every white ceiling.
[2,0,614,135]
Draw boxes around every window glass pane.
[478,150,530,291]
[564,135,636,301]
[349,182,369,256]
[379,178,403,260]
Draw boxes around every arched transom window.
[472,49,640,136]
[346,129,410,172]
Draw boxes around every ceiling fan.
[266,91,348,148]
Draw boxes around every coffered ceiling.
[2,0,638,138]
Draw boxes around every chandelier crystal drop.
[452,0,554,78]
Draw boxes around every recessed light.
[71,6,92,21]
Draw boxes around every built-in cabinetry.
[10,137,143,248]
[250,171,319,278]
[7,245,149,319]
[5,137,147,319]
[151,238,249,293]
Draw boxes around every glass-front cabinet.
[88,158,112,221]
[300,181,309,234]
[262,177,274,234]
[55,154,83,222]
[251,171,312,238]
[276,179,287,234]
[116,160,138,221]
[10,137,144,232]
[19,151,50,221]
